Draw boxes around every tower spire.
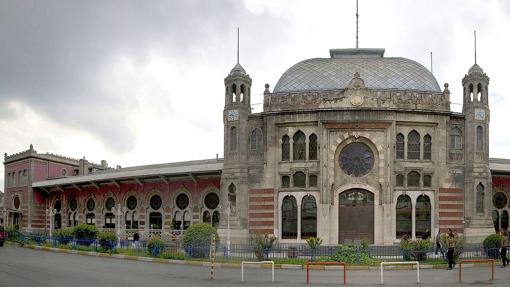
[356,0,359,48]
[430,52,433,74]
[237,27,240,64]
[474,30,477,65]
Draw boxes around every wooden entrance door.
[339,189,374,244]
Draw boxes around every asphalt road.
[1,245,510,286]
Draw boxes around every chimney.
[101,160,108,169]
[79,157,90,176]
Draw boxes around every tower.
[217,59,252,242]
[462,60,493,240]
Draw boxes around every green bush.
[483,234,502,259]
[252,234,277,261]
[54,228,75,244]
[182,223,218,258]
[400,238,432,261]
[98,231,117,252]
[306,237,323,262]
[147,236,166,257]
[330,244,377,265]
[73,224,97,245]
[160,251,187,260]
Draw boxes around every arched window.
[407,171,420,187]
[86,213,95,225]
[502,210,509,231]
[450,127,462,150]
[173,193,191,230]
[282,135,290,161]
[469,83,474,101]
[415,195,431,238]
[396,174,404,187]
[203,193,220,228]
[309,175,318,187]
[293,171,306,188]
[228,183,237,214]
[423,175,432,187]
[150,195,162,210]
[493,210,500,232]
[423,135,431,160]
[232,83,237,102]
[250,128,263,150]
[212,211,220,228]
[476,183,485,213]
[282,195,297,239]
[105,197,115,211]
[240,84,245,102]
[477,83,482,101]
[125,196,138,229]
[476,126,484,151]
[281,176,290,188]
[396,195,412,238]
[293,131,306,161]
[396,133,405,160]
[309,134,318,160]
[229,126,237,151]
[203,210,211,223]
[149,212,162,229]
[54,213,62,230]
[301,195,317,238]
[407,130,421,160]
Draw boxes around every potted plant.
[306,237,323,262]
[483,234,502,259]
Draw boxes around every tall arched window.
[407,171,420,187]
[407,130,420,160]
[502,210,509,231]
[125,196,138,229]
[282,195,297,239]
[173,193,191,230]
[450,127,462,150]
[309,134,318,160]
[203,192,220,228]
[492,210,500,232]
[396,133,405,160]
[281,176,290,188]
[86,198,95,225]
[423,135,432,160]
[229,127,237,151]
[228,183,236,214]
[293,171,306,188]
[423,174,432,187]
[415,195,431,238]
[396,174,404,187]
[282,135,290,161]
[293,131,306,160]
[301,195,317,239]
[53,200,62,229]
[469,83,474,101]
[396,195,412,238]
[476,126,484,151]
[149,194,163,230]
[476,183,485,214]
[250,128,263,150]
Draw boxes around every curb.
[3,241,493,271]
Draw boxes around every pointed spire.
[356,0,359,48]
[237,27,240,64]
[474,30,477,65]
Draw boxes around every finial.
[356,0,359,48]
[264,83,270,94]
[443,83,449,93]
[474,30,477,65]
[29,144,34,151]
[237,27,240,64]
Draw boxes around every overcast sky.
[1,0,509,190]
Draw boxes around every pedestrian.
[446,229,456,270]
[422,229,430,240]
[500,229,510,267]
[133,232,140,248]
[435,229,444,257]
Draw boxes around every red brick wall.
[248,189,275,234]
[438,188,464,233]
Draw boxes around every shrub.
[330,244,377,265]
[252,234,277,261]
[29,232,48,245]
[306,237,323,262]
[439,233,466,262]
[483,234,502,259]
[147,236,166,257]
[400,239,433,261]
[54,228,75,245]
[98,231,117,252]
[182,223,218,258]
[73,224,97,245]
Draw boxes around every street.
[1,246,509,286]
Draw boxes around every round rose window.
[150,195,162,210]
[493,192,508,209]
[339,142,374,177]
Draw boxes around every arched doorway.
[339,189,374,244]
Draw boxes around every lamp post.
[226,202,231,256]
[47,208,56,239]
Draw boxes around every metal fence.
[6,231,506,263]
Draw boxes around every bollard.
[209,234,216,280]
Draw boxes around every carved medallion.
[346,72,366,106]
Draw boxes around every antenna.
[474,30,477,64]
[237,27,240,64]
[430,52,433,74]
[356,0,359,48]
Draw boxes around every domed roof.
[273,49,441,93]
[468,63,484,74]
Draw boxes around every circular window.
[205,193,219,210]
[150,195,162,210]
[13,196,20,209]
[86,198,95,211]
[69,198,77,211]
[105,197,115,211]
[493,192,508,209]
[176,194,189,210]
[54,200,61,212]
[127,196,137,210]
[339,142,374,177]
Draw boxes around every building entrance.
[339,189,374,244]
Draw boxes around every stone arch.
[200,186,220,227]
[144,189,163,211]
[171,187,192,230]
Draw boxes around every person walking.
[500,229,510,267]
[435,229,444,258]
[446,229,456,270]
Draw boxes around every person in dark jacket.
[446,229,456,270]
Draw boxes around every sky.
[1,0,509,190]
